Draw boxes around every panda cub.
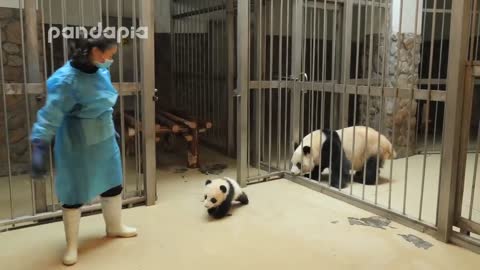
[203,177,249,219]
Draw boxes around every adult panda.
[290,126,396,187]
[290,129,352,189]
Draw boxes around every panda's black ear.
[294,142,299,150]
[303,146,311,155]
[220,185,227,193]
[205,179,212,186]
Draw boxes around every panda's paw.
[330,181,348,189]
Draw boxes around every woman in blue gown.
[31,36,137,266]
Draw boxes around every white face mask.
[94,58,114,69]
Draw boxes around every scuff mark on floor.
[348,216,391,230]
[398,234,433,250]
[199,164,228,175]
[174,167,188,174]
[331,221,339,224]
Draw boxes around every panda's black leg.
[327,132,350,189]
[237,192,249,205]
[308,165,321,181]
[363,156,379,185]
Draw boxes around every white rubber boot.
[62,208,81,266]
[101,194,137,238]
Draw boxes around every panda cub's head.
[203,179,229,209]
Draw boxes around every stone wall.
[359,32,421,158]
[0,7,45,176]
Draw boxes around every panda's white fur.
[203,177,249,219]
[290,129,351,188]
[290,130,327,175]
[338,126,397,172]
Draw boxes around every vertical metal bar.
[244,7,252,176]
[470,0,479,61]
[99,0,103,24]
[217,8,224,148]
[40,0,56,210]
[237,0,250,187]
[437,0,471,242]
[195,8,199,124]
[48,0,54,73]
[339,0,352,190]
[375,1,389,205]
[207,0,212,144]
[290,0,303,161]
[80,0,84,27]
[106,0,110,26]
[19,0,35,214]
[320,0,327,184]
[396,0,410,214]
[362,0,375,200]
[117,0,127,198]
[277,0,284,170]
[213,0,217,143]
[171,2,176,108]
[433,0,448,152]
[350,0,362,195]
[187,2,192,119]
[329,0,339,187]
[469,123,480,220]
[309,0,317,182]
[255,0,263,175]
[475,4,480,60]
[0,23,14,219]
[284,0,290,170]
[61,0,67,61]
[268,0,273,172]
[300,0,307,179]
[227,0,235,157]
[132,0,141,192]
[420,0,438,220]
[417,1,428,149]
[213,7,218,143]
[25,0,47,213]
[139,0,157,205]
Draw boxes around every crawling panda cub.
[203,177,249,219]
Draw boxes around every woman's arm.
[31,73,76,179]
[31,74,76,142]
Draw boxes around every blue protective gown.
[31,61,122,205]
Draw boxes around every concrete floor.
[258,151,480,227]
[1,146,480,269]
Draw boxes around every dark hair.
[70,36,117,68]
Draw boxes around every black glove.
[31,138,49,180]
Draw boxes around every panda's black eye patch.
[211,198,217,204]
[296,162,301,169]
[204,195,207,200]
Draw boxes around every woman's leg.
[100,185,123,197]
[61,204,82,266]
[99,185,137,238]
